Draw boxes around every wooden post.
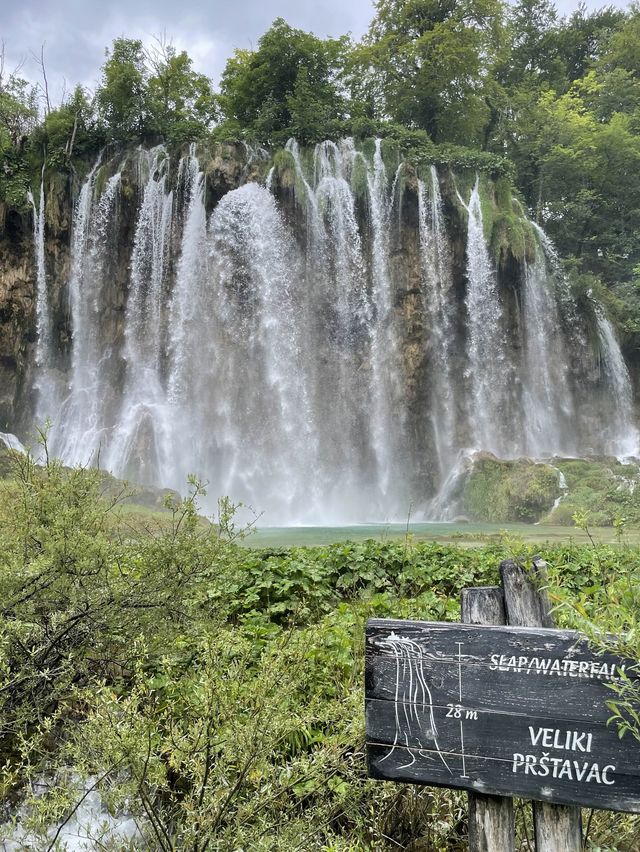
[462,586,515,852]
[500,559,583,852]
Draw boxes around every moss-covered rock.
[462,455,560,523]
[460,454,640,527]
[548,457,640,527]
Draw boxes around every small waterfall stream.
[105,147,174,483]
[418,167,457,477]
[595,307,639,456]
[28,177,57,427]
[49,163,122,466]
[520,236,576,457]
[27,140,639,523]
[461,177,512,455]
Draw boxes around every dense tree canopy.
[354,0,506,145]
[219,18,349,143]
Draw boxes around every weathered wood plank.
[462,586,506,627]
[462,586,514,852]
[365,617,640,814]
[501,558,583,851]
[366,619,632,674]
[366,698,640,774]
[469,793,515,852]
[366,620,634,727]
[366,743,640,813]
[534,802,583,850]
[501,558,554,629]
[367,655,623,725]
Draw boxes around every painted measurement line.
[457,643,470,777]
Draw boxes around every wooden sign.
[366,618,640,813]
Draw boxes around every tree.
[354,0,506,145]
[558,4,625,82]
[96,38,148,142]
[0,45,38,151]
[35,85,101,166]
[218,18,349,143]
[146,41,218,145]
[503,0,566,91]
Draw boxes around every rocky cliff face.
[0,203,35,430]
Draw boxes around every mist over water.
[31,141,639,524]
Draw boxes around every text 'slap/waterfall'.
[365,619,640,813]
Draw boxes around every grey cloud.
[1,0,374,101]
[1,0,632,104]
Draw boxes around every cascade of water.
[461,176,512,454]
[530,222,584,344]
[418,167,457,477]
[28,175,57,425]
[520,235,576,456]
[164,150,211,493]
[0,431,26,453]
[104,147,174,482]
[49,161,121,465]
[283,137,418,518]
[286,139,373,513]
[265,166,274,192]
[594,306,639,457]
[167,147,207,409]
[165,181,316,519]
[24,139,640,525]
[366,139,398,498]
[425,449,474,521]
[28,180,50,368]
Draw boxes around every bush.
[1,448,639,847]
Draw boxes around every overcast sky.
[1,0,633,104]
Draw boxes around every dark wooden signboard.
[365,618,640,813]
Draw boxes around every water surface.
[243,522,633,548]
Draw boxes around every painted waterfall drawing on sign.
[376,632,453,774]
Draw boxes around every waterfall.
[165,181,316,519]
[418,167,457,477]
[366,139,398,498]
[283,137,413,519]
[461,177,512,454]
[28,176,57,426]
[26,139,640,524]
[594,306,639,457]
[49,161,122,466]
[28,180,50,369]
[0,432,26,453]
[104,147,174,483]
[520,235,576,457]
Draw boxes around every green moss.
[462,455,640,528]
[272,148,300,195]
[359,137,377,162]
[94,164,108,199]
[487,183,539,263]
[494,175,512,212]
[490,211,530,262]
[463,457,560,523]
[546,458,640,526]
[477,173,495,243]
[378,138,403,177]
[350,152,370,201]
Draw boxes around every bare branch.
[32,43,51,115]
